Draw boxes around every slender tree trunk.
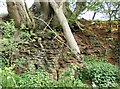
[30,0,83,61]
[40,0,50,19]
[92,12,96,20]
[6,0,35,28]
[49,0,82,60]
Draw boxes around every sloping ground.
[12,20,119,80]
[73,21,119,66]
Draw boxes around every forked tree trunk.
[49,0,82,60]
[6,0,35,28]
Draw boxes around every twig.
[33,16,63,41]
[33,16,77,55]
[33,16,84,62]
[43,17,53,32]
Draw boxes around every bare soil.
[73,21,119,66]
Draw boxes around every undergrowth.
[0,20,31,68]
[0,20,119,88]
[0,20,17,67]
[1,58,119,88]
[77,56,120,88]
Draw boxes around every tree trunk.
[30,0,54,29]
[92,12,96,20]
[49,0,82,61]
[74,1,86,17]
[30,0,83,61]
[6,0,35,28]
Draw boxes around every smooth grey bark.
[49,0,81,59]
[30,0,84,61]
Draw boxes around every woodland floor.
[8,20,119,79]
[72,20,119,66]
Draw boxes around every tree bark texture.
[6,0,35,28]
[30,0,83,61]
[49,0,81,56]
